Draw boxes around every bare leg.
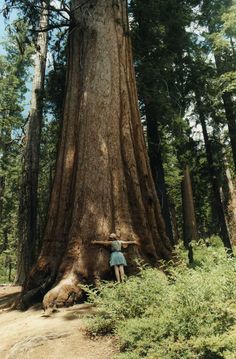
[114,265,121,282]
[119,265,125,282]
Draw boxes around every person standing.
[92,233,139,282]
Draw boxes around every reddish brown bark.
[182,165,198,263]
[182,165,198,244]
[20,0,172,309]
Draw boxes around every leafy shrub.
[86,241,236,358]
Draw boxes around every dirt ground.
[0,286,117,359]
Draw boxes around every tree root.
[15,266,56,310]
[42,275,83,312]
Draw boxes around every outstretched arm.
[121,241,140,245]
[91,241,111,246]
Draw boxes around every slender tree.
[0,21,32,278]
[145,104,174,243]
[200,0,236,171]
[182,164,198,263]
[224,162,236,244]
[194,87,232,252]
[16,1,49,283]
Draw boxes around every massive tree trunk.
[19,0,172,309]
[16,2,49,284]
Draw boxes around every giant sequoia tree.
[20,0,172,309]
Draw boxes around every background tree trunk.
[214,54,236,172]
[222,92,236,172]
[0,176,5,227]
[145,103,174,244]
[225,165,236,244]
[16,2,49,284]
[195,90,232,253]
[169,203,179,245]
[19,0,172,309]
[182,164,197,263]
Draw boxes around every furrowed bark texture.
[17,2,49,284]
[20,0,172,309]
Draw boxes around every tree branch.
[33,23,69,33]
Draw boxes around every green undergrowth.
[0,250,16,283]
[85,239,236,359]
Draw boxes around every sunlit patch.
[97,216,109,236]
[83,91,88,105]
[64,147,75,170]
[100,140,108,157]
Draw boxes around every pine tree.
[0,20,33,279]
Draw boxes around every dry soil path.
[0,286,117,359]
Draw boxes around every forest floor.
[0,285,118,359]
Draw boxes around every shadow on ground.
[0,287,21,310]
